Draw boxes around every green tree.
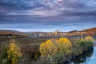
[53,37,72,63]
[85,36,94,49]
[75,39,81,44]
[0,43,9,63]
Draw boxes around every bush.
[53,53,67,63]
[72,43,81,56]
[17,55,25,64]
[21,45,41,60]
[0,43,9,63]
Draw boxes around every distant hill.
[0,30,26,35]
[81,27,96,32]
[64,27,96,37]
[0,30,19,32]
[68,30,77,33]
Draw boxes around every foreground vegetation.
[0,36,94,64]
[39,36,94,64]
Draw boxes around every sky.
[0,0,96,32]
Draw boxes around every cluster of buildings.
[28,30,66,37]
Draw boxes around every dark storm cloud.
[70,11,96,16]
[0,0,96,16]
[0,0,48,10]
[0,0,96,32]
[59,10,96,17]
[58,0,87,9]
[0,11,96,24]
[0,0,51,15]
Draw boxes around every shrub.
[53,53,67,63]
[21,45,41,60]
[0,43,9,63]
[72,43,81,56]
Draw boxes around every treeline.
[39,36,94,64]
[0,36,94,64]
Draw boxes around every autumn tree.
[7,39,22,64]
[39,40,57,58]
[85,36,93,43]
[75,39,81,44]
[85,36,94,49]
[81,38,85,42]
[55,37,72,54]
[52,37,72,63]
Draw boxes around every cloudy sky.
[0,0,96,32]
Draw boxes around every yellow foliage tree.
[7,41,22,64]
[81,38,85,42]
[85,36,93,42]
[55,37,72,54]
[39,40,57,58]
